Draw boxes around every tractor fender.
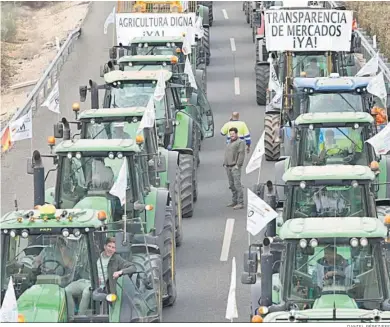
[45,187,55,205]
[198,5,210,27]
[172,112,194,150]
[172,148,193,156]
[275,159,288,204]
[250,278,262,316]
[153,188,171,238]
[377,154,390,205]
[166,151,179,215]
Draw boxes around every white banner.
[355,53,378,77]
[116,13,196,45]
[184,57,197,89]
[42,81,60,114]
[0,277,18,322]
[103,6,116,35]
[246,189,278,236]
[367,72,387,108]
[269,63,281,92]
[366,123,390,155]
[109,157,128,206]
[10,110,32,142]
[265,9,353,52]
[137,97,156,133]
[246,132,265,174]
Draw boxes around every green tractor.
[53,106,184,245]
[0,153,166,322]
[243,216,390,322]
[254,164,379,239]
[36,138,177,307]
[106,37,208,93]
[272,112,390,211]
[79,69,215,218]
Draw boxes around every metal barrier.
[1,27,82,150]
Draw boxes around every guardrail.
[0,27,82,148]
[327,1,390,85]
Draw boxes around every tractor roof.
[79,107,146,119]
[130,36,184,44]
[279,217,387,239]
[104,70,172,84]
[55,139,141,154]
[1,208,104,230]
[118,55,178,64]
[293,76,372,92]
[295,112,374,125]
[283,165,375,182]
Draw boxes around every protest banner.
[264,9,353,52]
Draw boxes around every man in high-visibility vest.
[220,112,251,153]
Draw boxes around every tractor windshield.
[57,155,134,215]
[110,81,156,108]
[299,126,368,166]
[293,55,328,78]
[287,241,384,309]
[84,121,136,140]
[1,232,89,300]
[291,184,368,218]
[134,45,178,56]
[306,92,363,113]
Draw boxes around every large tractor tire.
[264,114,281,161]
[132,253,163,321]
[255,64,269,106]
[204,1,213,26]
[179,153,195,218]
[174,167,183,247]
[162,207,177,307]
[204,27,211,66]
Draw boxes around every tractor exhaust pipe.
[265,181,277,237]
[89,80,99,109]
[32,150,45,206]
[260,237,273,307]
[61,118,71,140]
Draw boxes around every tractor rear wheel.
[174,167,183,247]
[179,153,194,218]
[133,253,163,321]
[255,64,269,106]
[204,27,210,66]
[162,207,177,307]
[264,114,281,161]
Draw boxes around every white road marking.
[222,9,229,19]
[234,77,240,95]
[230,38,236,52]
[220,218,235,261]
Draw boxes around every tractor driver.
[111,123,131,140]
[85,158,115,191]
[65,237,137,320]
[312,246,353,289]
[305,58,321,78]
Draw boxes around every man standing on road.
[223,127,246,210]
[221,112,251,153]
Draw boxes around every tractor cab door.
[193,83,214,138]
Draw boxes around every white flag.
[269,87,283,110]
[154,68,166,102]
[0,277,18,322]
[247,189,278,236]
[269,63,281,93]
[366,123,390,155]
[367,72,387,107]
[42,81,60,114]
[356,53,379,77]
[109,157,128,206]
[225,257,238,321]
[137,97,156,133]
[182,29,192,55]
[10,110,32,142]
[184,57,197,89]
[104,6,116,35]
[246,132,265,174]
[194,16,204,39]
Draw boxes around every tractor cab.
[274,165,378,224]
[0,205,161,322]
[244,217,390,322]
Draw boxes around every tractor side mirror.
[27,158,34,175]
[155,155,167,173]
[118,48,125,59]
[241,272,256,284]
[109,47,117,60]
[54,123,63,139]
[243,250,258,273]
[100,65,105,78]
[79,86,87,102]
[115,232,132,254]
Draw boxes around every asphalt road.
[1,1,275,322]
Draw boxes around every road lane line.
[220,218,235,261]
[230,38,236,52]
[234,77,240,95]
[222,9,229,19]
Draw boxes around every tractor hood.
[17,284,66,322]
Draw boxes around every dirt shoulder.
[1,1,90,124]
[345,2,390,58]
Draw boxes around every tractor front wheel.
[264,114,281,161]
[179,153,195,218]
